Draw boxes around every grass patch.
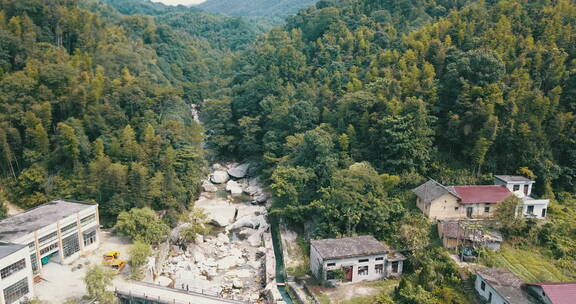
[341,281,398,304]
[318,294,330,304]
[482,244,571,283]
[286,236,310,277]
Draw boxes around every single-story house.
[310,235,405,284]
[412,175,549,221]
[437,220,503,251]
[475,268,538,304]
[524,282,576,304]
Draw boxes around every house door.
[346,266,353,281]
[488,291,492,303]
[466,207,473,218]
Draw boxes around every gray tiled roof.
[412,179,459,203]
[0,199,96,242]
[476,268,537,304]
[311,235,388,260]
[0,243,26,259]
[495,175,534,183]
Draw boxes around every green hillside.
[198,0,319,18]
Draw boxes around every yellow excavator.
[102,251,126,274]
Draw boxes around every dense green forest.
[197,0,318,18]
[201,0,576,301]
[0,0,219,225]
[1,0,575,302]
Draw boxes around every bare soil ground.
[307,280,398,304]
[34,231,133,303]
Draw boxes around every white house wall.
[0,248,34,304]
[521,199,548,219]
[475,275,507,304]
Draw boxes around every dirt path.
[5,200,24,215]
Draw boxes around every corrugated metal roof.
[452,185,512,204]
[311,235,388,260]
[530,282,576,304]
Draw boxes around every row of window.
[0,259,26,280]
[3,278,29,304]
[81,214,96,226]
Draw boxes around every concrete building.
[413,176,549,221]
[0,200,100,282]
[310,235,405,284]
[475,268,537,304]
[0,244,34,304]
[525,282,576,304]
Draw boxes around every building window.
[327,262,336,267]
[63,234,80,258]
[358,266,368,276]
[375,264,383,274]
[3,278,29,304]
[542,208,547,218]
[38,231,57,245]
[358,259,369,263]
[513,185,520,191]
[27,242,35,251]
[83,230,97,247]
[391,261,399,273]
[484,207,490,213]
[60,222,77,235]
[0,259,26,279]
[81,214,96,226]
[30,254,39,275]
[527,205,534,214]
[40,242,58,256]
[454,207,459,211]
[375,257,384,261]
[326,270,336,280]
[481,281,486,291]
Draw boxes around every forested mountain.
[202,0,576,301]
[100,0,268,51]
[0,0,210,225]
[197,0,318,18]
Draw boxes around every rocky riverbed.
[153,163,277,303]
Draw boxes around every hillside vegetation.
[198,0,319,18]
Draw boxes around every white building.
[0,199,100,303]
[310,235,405,284]
[475,268,537,304]
[494,175,549,219]
[0,244,34,304]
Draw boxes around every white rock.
[211,170,230,184]
[248,260,261,269]
[217,256,242,270]
[202,180,218,192]
[226,180,243,195]
[232,278,244,289]
[227,215,268,231]
[227,163,250,179]
[194,234,204,245]
[217,233,230,244]
[195,197,237,227]
[212,163,223,170]
[247,228,265,247]
[238,228,257,239]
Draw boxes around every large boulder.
[227,163,250,179]
[210,170,229,184]
[227,215,268,231]
[202,180,218,192]
[195,197,237,227]
[226,180,243,195]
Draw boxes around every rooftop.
[528,282,576,304]
[412,179,460,204]
[0,199,96,242]
[452,185,512,204]
[0,243,27,260]
[439,221,503,243]
[495,175,534,183]
[311,235,388,260]
[476,268,536,304]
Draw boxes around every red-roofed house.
[525,282,576,304]
[412,176,549,220]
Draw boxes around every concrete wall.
[495,179,533,196]
[525,285,552,304]
[475,275,508,304]
[309,245,322,280]
[323,254,387,283]
[0,247,34,304]
[521,200,548,219]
